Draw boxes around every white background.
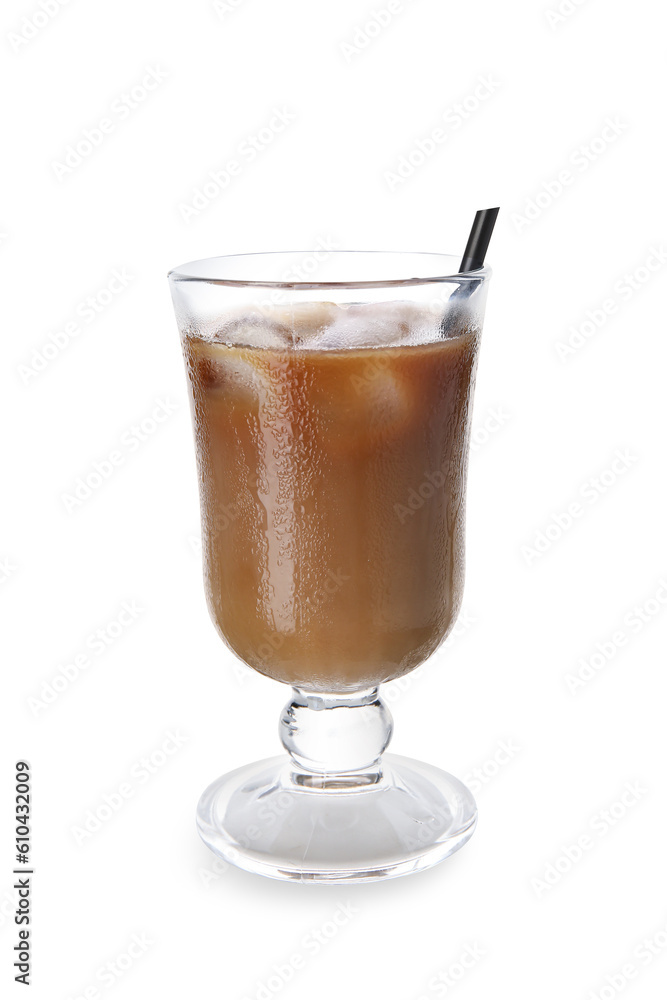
[2,0,667,997]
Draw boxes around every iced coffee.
[183,301,479,692]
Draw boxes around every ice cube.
[189,339,267,400]
[210,308,293,349]
[268,302,339,347]
[301,302,438,350]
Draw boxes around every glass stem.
[279,687,393,788]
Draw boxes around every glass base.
[196,753,477,884]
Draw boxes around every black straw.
[459,207,499,273]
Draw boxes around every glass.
[168,251,491,883]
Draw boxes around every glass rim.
[167,250,491,290]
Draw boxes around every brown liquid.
[184,307,479,692]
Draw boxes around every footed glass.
[169,251,490,883]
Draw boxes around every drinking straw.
[459,207,499,273]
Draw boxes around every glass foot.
[196,753,477,883]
